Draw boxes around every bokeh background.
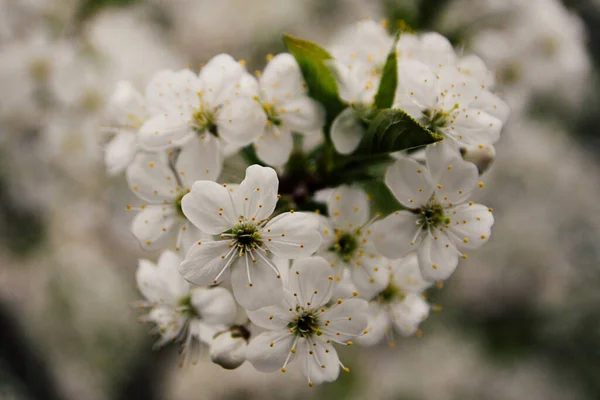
[1,0,600,399]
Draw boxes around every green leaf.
[356,108,442,155]
[361,180,402,217]
[283,34,346,125]
[373,34,399,109]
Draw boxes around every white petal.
[254,124,293,166]
[181,180,237,234]
[371,211,421,259]
[417,32,457,66]
[326,185,370,229]
[391,253,432,293]
[278,97,325,133]
[246,330,296,373]
[288,256,335,308]
[176,135,222,188]
[126,152,179,203]
[457,55,495,89]
[145,69,199,111]
[385,157,434,208]
[395,60,437,110]
[234,165,279,221]
[263,212,322,259]
[230,255,284,310]
[132,206,180,250]
[355,304,390,346]
[390,293,430,336]
[350,256,391,300]
[319,297,369,342]
[216,98,266,146]
[156,250,190,301]
[138,112,194,151]
[247,303,292,330]
[190,287,236,325]
[210,330,248,369]
[417,232,459,282]
[315,214,336,251]
[298,336,340,385]
[180,240,235,286]
[260,53,305,102]
[105,131,137,175]
[446,108,502,146]
[136,258,177,304]
[198,54,246,105]
[436,65,483,107]
[107,80,147,127]
[426,141,478,206]
[447,203,494,250]
[330,107,364,155]
[191,320,222,345]
[472,90,510,124]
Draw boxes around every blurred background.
[1,0,600,399]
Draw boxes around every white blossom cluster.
[107,20,508,386]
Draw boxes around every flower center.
[416,201,451,230]
[261,101,282,126]
[288,310,321,338]
[228,222,262,252]
[422,108,449,133]
[330,231,360,261]
[377,282,404,303]
[192,91,219,136]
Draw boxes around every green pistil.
[192,109,217,135]
[288,311,321,338]
[377,283,405,303]
[262,102,282,126]
[178,294,200,319]
[329,231,360,261]
[423,109,448,133]
[174,193,186,218]
[416,202,451,229]
[227,222,262,250]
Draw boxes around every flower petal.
[355,303,390,346]
[330,107,364,155]
[181,180,237,234]
[298,336,340,385]
[126,152,178,203]
[247,303,292,330]
[230,255,284,310]
[288,256,335,308]
[350,256,391,300]
[198,54,246,105]
[132,206,180,250]
[385,157,434,208]
[447,203,494,250]
[260,53,305,102]
[148,306,186,346]
[136,257,178,304]
[390,293,430,336]
[145,69,199,111]
[371,211,421,259]
[319,297,369,342]
[254,124,294,166]
[234,164,279,221]
[216,97,266,146]
[190,286,236,325]
[176,135,222,189]
[263,212,322,259]
[391,253,432,293]
[246,330,296,373]
[180,240,235,286]
[105,131,137,175]
[156,250,190,301]
[278,97,325,133]
[395,59,437,110]
[138,112,194,151]
[446,108,502,146]
[326,185,370,229]
[417,232,459,282]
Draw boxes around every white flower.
[180,165,321,310]
[138,54,266,168]
[104,81,148,175]
[126,147,219,251]
[355,254,432,346]
[245,256,369,386]
[329,61,379,155]
[315,185,390,299]
[210,326,250,370]
[252,53,325,166]
[330,19,393,73]
[396,31,457,68]
[393,57,505,147]
[371,141,494,281]
[136,250,237,362]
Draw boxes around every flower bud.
[210,326,249,370]
[460,145,496,175]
